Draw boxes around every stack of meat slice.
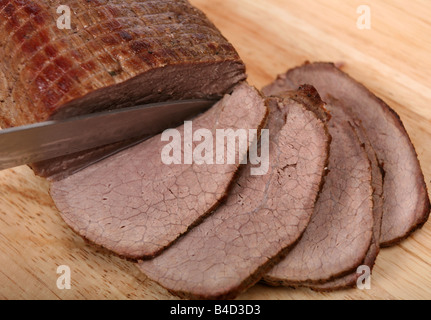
[138,87,330,299]
[258,62,430,290]
[265,62,430,248]
[138,63,430,297]
[1,0,429,300]
[47,63,431,298]
[263,84,380,289]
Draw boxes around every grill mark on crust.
[0,0,244,127]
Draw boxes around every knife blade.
[0,99,216,170]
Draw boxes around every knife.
[0,99,216,171]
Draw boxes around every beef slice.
[50,83,268,260]
[138,91,330,300]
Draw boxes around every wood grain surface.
[1,0,430,300]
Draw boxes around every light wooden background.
[0,0,430,300]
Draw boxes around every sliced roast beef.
[305,128,383,291]
[50,83,268,260]
[264,104,374,286]
[0,0,245,128]
[263,62,430,246]
[268,85,383,290]
[138,90,330,300]
[307,104,383,290]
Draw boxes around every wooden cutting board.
[1,0,430,300]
